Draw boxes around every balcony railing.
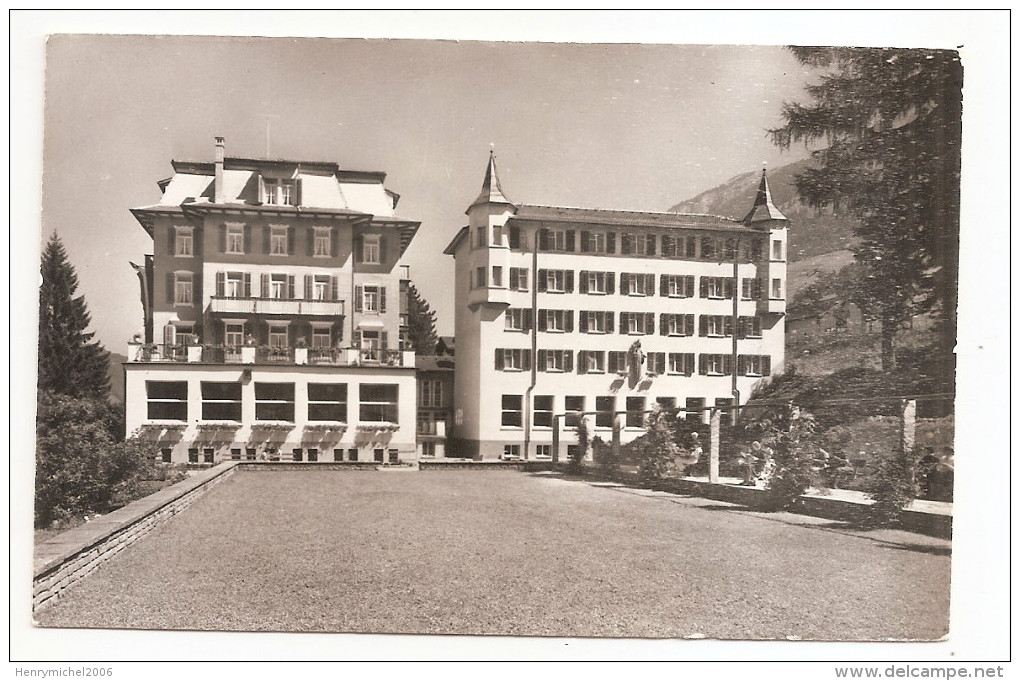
[126,342,414,367]
[208,296,345,316]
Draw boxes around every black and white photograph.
[11,9,1010,672]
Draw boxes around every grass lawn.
[34,470,951,640]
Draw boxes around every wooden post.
[709,408,721,483]
[552,415,560,464]
[901,399,916,454]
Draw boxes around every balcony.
[126,342,414,367]
[208,296,345,317]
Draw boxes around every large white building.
[124,138,421,464]
[444,154,788,461]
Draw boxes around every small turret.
[466,150,514,214]
[742,167,787,227]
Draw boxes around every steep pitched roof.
[510,205,751,232]
[467,151,514,212]
[742,168,789,225]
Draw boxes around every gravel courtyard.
[35,470,951,639]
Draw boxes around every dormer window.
[363,235,381,264]
[263,179,296,206]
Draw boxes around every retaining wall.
[33,461,240,612]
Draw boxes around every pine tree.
[406,282,439,355]
[771,47,962,376]
[38,233,110,398]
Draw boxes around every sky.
[11,10,1012,665]
[36,34,822,347]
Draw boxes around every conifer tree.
[405,282,439,355]
[37,233,110,398]
[771,47,962,376]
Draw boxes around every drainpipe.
[731,241,741,424]
[523,227,538,459]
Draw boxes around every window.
[626,397,646,428]
[270,226,289,255]
[174,226,193,256]
[333,448,344,462]
[538,349,572,373]
[313,227,331,257]
[533,395,553,427]
[635,233,656,256]
[359,384,399,423]
[311,275,335,301]
[699,354,733,376]
[492,266,503,287]
[146,381,188,421]
[509,267,529,291]
[476,226,486,248]
[583,270,609,294]
[656,396,677,411]
[723,238,738,260]
[388,449,399,464]
[535,444,552,459]
[566,445,580,461]
[308,383,347,422]
[255,383,295,421]
[225,223,244,254]
[508,225,522,249]
[201,382,242,421]
[564,396,584,428]
[662,274,695,298]
[771,278,783,299]
[538,269,572,293]
[701,236,717,259]
[348,448,359,462]
[363,235,381,264]
[503,444,521,459]
[265,273,292,299]
[620,272,654,296]
[646,352,666,376]
[219,271,249,298]
[741,278,761,300]
[230,448,242,461]
[661,313,694,337]
[263,179,296,206]
[578,350,605,374]
[495,348,531,371]
[738,355,772,377]
[246,448,257,461]
[420,379,443,408]
[161,448,173,463]
[203,448,215,464]
[174,272,193,305]
[686,397,706,423]
[539,229,570,251]
[268,324,289,347]
[668,352,696,375]
[501,394,523,427]
[188,448,199,463]
[374,449,385,463]
[701,276,734,299]
[739,316,763,338]
[538,309,571,333]
[581,310,611,334]
[224,323,244,348]
[359,285,384,313]
[583,231,606,253]
[491,225,502,246]
[423,441,438,457]
[476,267,487,288]
[701,315,733,338]
[505,308,532,332]
[608,350,627,374]
[661,234,689,258]
[595,396,615,428]
[772,239,784,260]
[620,312,654,335]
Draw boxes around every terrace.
[126,342,414,367]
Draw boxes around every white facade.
[445,155,788,460]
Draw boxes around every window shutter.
[495,348,504,370]
[295,178,303,207]
[580,231,590,252]
[537,349,546,371]
[565,270,574,293]
[579,311,588,333]
[380,286,387,312]
[330,276,338,301]
[724,317,733,337]
[257,175,266,204]
[381,331,389,352]
[606,312,614,334]
[620,273,629,295]
[566,230,576,251]
[166,272,175,304]
[353,236,363,263]
[287,275,295,299]
[607,232,616,253]
[537,270,547,292]
[660,274,668,297]
[523,309,533,331]
[565,311,574,333]
[737,317,746,339]
[645,312,654,333]
[243,273,252,297]
[698,354,707,375]
[660,314,667,336]
[353,329,362,349]
[725,277,735,299]
[686,275,695,298]
[723,355,733,376]
[510,268,519,289]
[539,229,549,251]
[216,272,226,297]
[763,356,771,376]
[647,234,656,256]
[380,236,388,264]
[622,233,632,255]
[523,350,532,371]
[684,353,693,375]
[355,285,363,311]
[263,226,271,254]
[509,225,520,249]
[261,273,270,297]
[737,355,747,376]
[619,312,628,334]
[699,277,708,298]
[538,310,547,332]
[699,315,708,337]
[330,228,339,257]
[606,272,615,294]
[564,351,573,373]
[685,314,694,336]
[579,271,588,294]
[645,273,655,295]
[168,226,176,255]
[520,269,528,290]
[662,234,673,256]
[307,229,315,257]
[578,351,587,374]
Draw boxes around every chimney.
[214,136,225,204]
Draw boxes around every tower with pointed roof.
[444,154,787,461]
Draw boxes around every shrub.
[860,445,922,527]
[756,409,824,511]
